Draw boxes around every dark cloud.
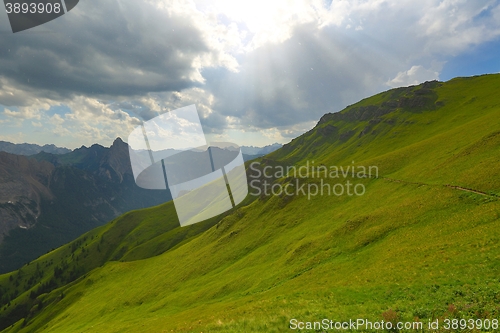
[199,111,227,135]
[0,0,209,101]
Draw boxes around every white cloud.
[0,132,24,144]
[417,0,500,53]
[197,0,328,50]
[49,114,65,126]
[258,121,318,142]
[4,105,45,120]
[386,65,440,88]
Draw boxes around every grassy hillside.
[1,74,500,332]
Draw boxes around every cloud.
[3,105,46,120]
[417,0,500,53]
[201,0,327,50]
[386,65,440,88]
[0,0,236,101]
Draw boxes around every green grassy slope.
[2,74,500,332]
[0,203,223,329]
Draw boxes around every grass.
[1,74,500,332]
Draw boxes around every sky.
[0,0,500,149]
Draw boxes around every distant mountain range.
[241,143,282,157]
[0,140,282,160]
[0,139,281,273]
[0,141,71,155]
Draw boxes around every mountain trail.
[380,177,499,200]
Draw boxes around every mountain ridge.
[0,142,70,156]
[240,143,282,156]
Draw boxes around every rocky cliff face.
[0,153,54,242]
